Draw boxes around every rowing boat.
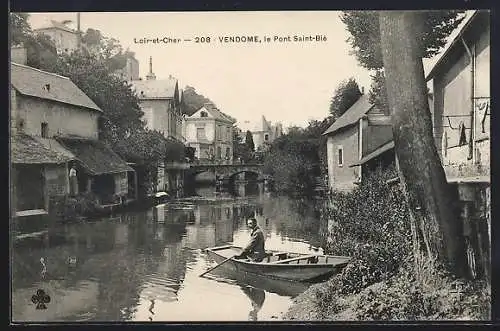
[205,245,350,282]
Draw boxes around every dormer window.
[43,84,51,92]
[200,111,208,118]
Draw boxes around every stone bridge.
[186,162,266,181]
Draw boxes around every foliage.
[329,78,362,120]
[181,85,217,116]
[303,117,334,176]
[49,192,100,221]
[368,70,389,112]
[245,130,255,152]
[10,13,59,69]
[114,129,184,164]
[263,133,320,195]
[340,10,465,70]
[185,146,196,162]
[41,51,145,145]
[311,168,411,316]
[233,127,253,162]
[353,269,490,321]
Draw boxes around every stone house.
[129,57,184,142]
[184,103,236,164]
[238,115,283,151]
[425,10,490,280]
[322,94,393,191]
[129,57,187,195]
[34,19,79,54]
[10,61,135,217]
[426,10,490,180]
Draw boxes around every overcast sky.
[27,11,471,129]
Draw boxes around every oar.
[199,255,236,278]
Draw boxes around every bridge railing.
[190,159,263,167]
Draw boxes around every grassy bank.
[284,168,490,321]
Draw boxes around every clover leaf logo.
[31,289,51,309]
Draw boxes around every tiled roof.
[56,137,134,175]
[322,95,373,135]
[130,78,178,99]
[189,105,236,124]
[11,133,73,164]
[253,115,271,132]
[10,63,102,113]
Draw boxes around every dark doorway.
[15,164,45,211]
[94,174,116,204]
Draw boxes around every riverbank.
[283,270,491,321]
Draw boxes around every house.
[129,57,187,195]
[10,60,136,217]
[129,57,184,142]
[426,10,490,180]
[34,20,79,54]
[238,115,284,151]
[322,94,394,191]
[184,103,236,164]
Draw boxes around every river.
[11,183,326,322]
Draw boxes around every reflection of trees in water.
[240,285,265,321]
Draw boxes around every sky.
[27,11,473,129]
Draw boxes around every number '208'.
[195,37,211,43]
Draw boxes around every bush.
[323,167,411,287]
[354,267,491,321]
[50,192,100,221]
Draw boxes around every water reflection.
[12,184,325,322]
[241,285,265,321]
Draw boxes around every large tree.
[233,127,253,162]
[341,10,466,277]
[245,130,255,152]
[10,13,59,69]
[329,78,362,120]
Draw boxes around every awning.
[349,141,395,167]
[56,137,134,175]
[11,133,73,164]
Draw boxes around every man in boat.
[235,217,266,262]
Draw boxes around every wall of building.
[185,119,216,143]
[11,87,17,134]
[45,163,69,197]
[113,172,129,196]
[326,125,360,191]
[16,95,99,139]
[433,25,490,173]
[11,46,27,65]
[38,28,78,54]
[139,99,183,140]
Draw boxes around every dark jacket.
[241,225,266,261]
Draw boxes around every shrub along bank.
[284,168,490,321]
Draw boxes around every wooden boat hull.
[205,245,350,282]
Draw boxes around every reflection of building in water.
[114,222,129,246]
[153,204,166,224]
[140,240,187,303]
[183,224,216,250]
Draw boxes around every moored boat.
[205,245,350,282]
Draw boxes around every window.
[196,127,205,140]
[226,147,231,159]
[337,146,344,167]
[41,122,49,138]
[200,111,208,118]
[264,134,269,141]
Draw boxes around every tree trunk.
[379,11,466,278]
